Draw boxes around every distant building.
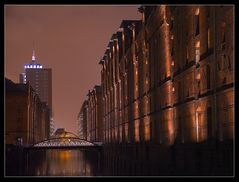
[19,50,52,138]
[77,100,88,140]
[54,128,65,136]
[50,117,55,137]
[81,85,103,142]
[5,78,50,145]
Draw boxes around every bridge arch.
[33,137,96,148]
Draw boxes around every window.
[221,22,226,50]
[195,8,200,36]
[207,28,211,49]
[222,25,226,44]
[195,41,200,64]
[170,17,174,30]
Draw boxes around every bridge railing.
[33,137,97,148]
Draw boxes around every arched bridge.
[30,131,102,149]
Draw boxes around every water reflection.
[27,149,99,176]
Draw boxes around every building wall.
[81,86,103,142]
[25,68,52,113]
[6,80,50,145]
[6,91,29,145]
[77,100,88,140]
[98,5,234,145]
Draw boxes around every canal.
[6,146,102,176]
[5,141,233,176]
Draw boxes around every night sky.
[5,5,141,134]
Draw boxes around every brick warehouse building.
[80,5,234,175]
[5,78,50,145]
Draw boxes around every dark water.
[6,141,233,176]
[6,147,102,176]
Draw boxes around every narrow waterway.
[5,141,233,176]
[6,147,102,176]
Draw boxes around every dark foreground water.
[6,141,233,176]
[6,147,102,176]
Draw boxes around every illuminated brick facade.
[77,100,88,140]
[81,5,234,175]
[85,85,103,142]
[99,5,234,146]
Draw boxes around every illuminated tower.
[19,50,52,115]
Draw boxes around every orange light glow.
[134,120,140,142]
[144,117,150,141]
[195,7,200,15]
[196,73,201,80]
[163,11,171,78]
[59,150,71,161]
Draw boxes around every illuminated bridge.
[29,131,102,149]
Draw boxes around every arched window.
[207,27,211,50]
[195,41,200,64]
[195,8,200,36]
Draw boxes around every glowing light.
[32,50,36,61]
[195,7,200,15]
[40,65,43,68]
[196,111,199,142]
[171,61,174,66]
[144,118,150,141]
[24,66,27,69]
[116,43,119,51]
[30,65,33,68]
[196,73,201,80]
[134,120,140,142]
[59,150,70,160]
[33,65,36,68]
[122,32,125,42]
[172,87,175,92]
[37,65,39,68]
[195,41,200,63]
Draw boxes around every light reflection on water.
[27,149,99,176]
